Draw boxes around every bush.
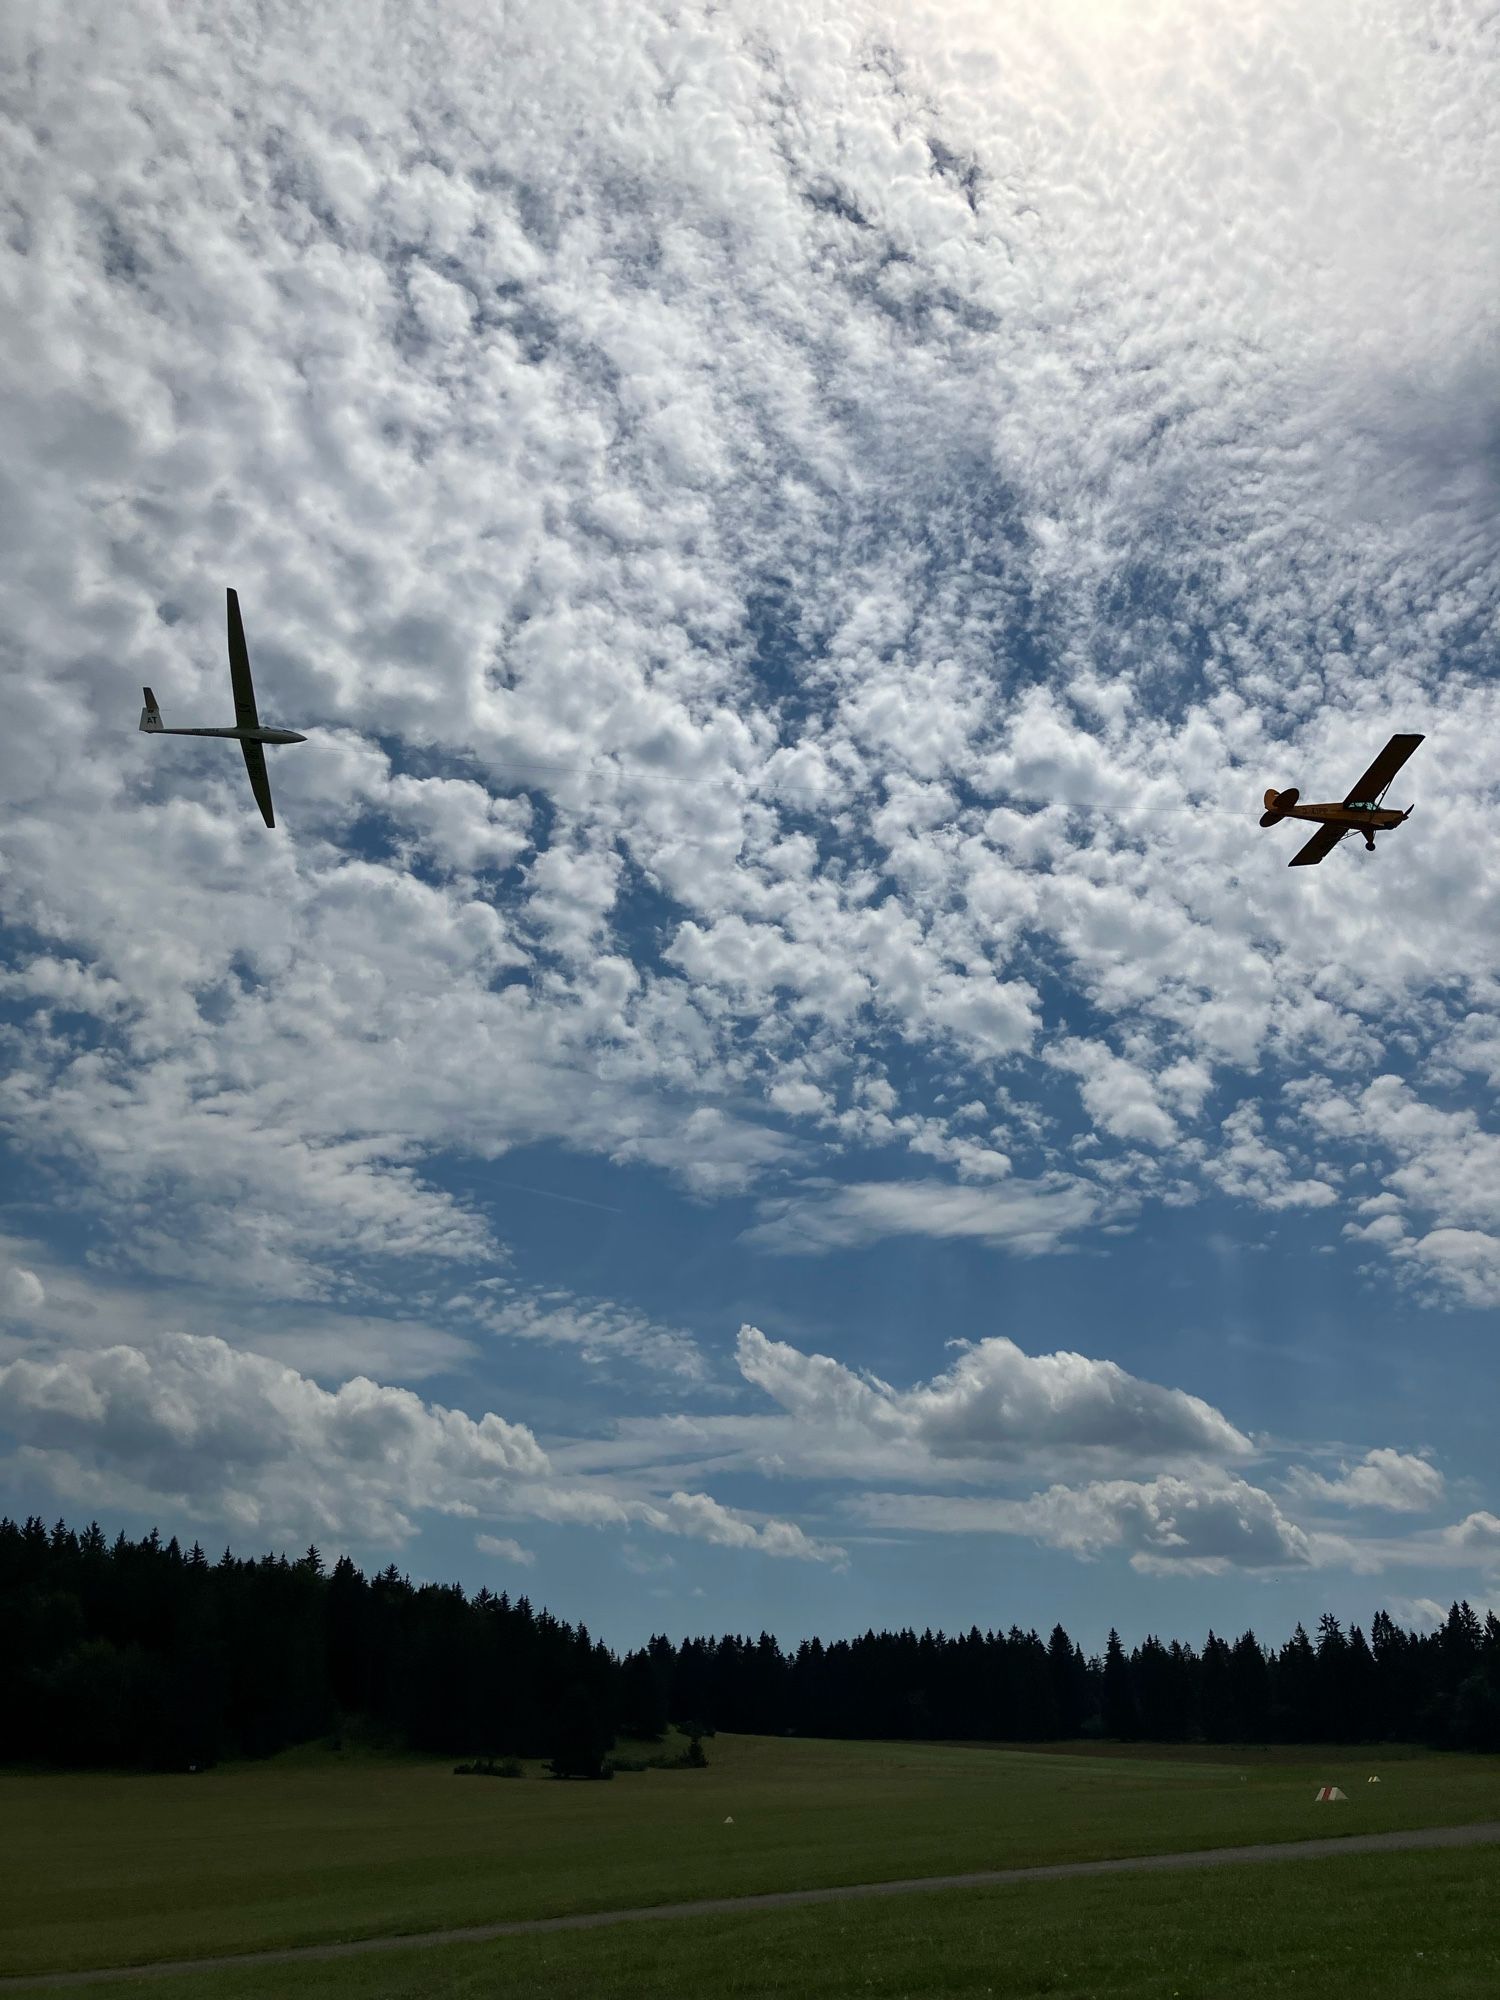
[453,1756,524,1777]
[598,1731,707,1774]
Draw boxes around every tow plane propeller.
[139,589,306,828]
[1260,733,1423,867]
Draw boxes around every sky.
[1,0,1498,1659]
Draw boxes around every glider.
[139,589,306,827]
[1259,733,1424,866]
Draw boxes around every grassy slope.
[3,1736,1498,1981]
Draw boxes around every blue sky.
[2,0,1498,1658]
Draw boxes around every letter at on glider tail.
[241,738,275,828]
[227,587,261,731]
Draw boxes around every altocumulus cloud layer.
[1,0,1498,1607]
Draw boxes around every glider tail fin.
[139,687,164,732]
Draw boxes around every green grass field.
[22,1846,1498,2000]
[3,1735,1498,1992]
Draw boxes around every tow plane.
[1260,733,1424,866]
[139,589,306,827]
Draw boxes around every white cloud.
[1047,1039,1177,1149]
[1441,1512,1500,1558]
[743,1177,1099,1255]
[1208,1104,1338,1212]
[1405,1229,1500,1308]
[1294,1079,1500,1302]
[0,1232,706,1394]
[0,1264,46,1317]
[853,1472,1315,1576]
[0,1334,547,1544]
[459,1284,709,1385]
[0,1332,837,1560]
[1382,1597,1450,1632]
[1288,1448,1445,1514]
[737,1323,1252,1466]
[511,1480,843,1563]
[474,1533,535,1566]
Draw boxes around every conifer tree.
[1101,1629,1138,1739]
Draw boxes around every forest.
[3,1513,1498,1770]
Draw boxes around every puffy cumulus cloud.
[0,1334,547,1544]
[736,1324,1253,1466]
[1382,1596,1451,1632]
[0,955,130,1019]
[1441,1513,1500,1559]
[1403,1229,1500,1309]
[474,1533,535,1566]
[0,1264,47,1317]
[1207,1104,1338,1213]
[0,1331,839,1561]
[853,1472,1316,1575]
[2,0,1499,1330]
[1293,1078,1500,1302]
[1046,1039,1177,1149]
[742,1177,1100,1255]
[382,776,533,879]
[1288,1448,1445,1514]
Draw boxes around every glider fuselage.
[156,725,307,744]
[140,589,306,826]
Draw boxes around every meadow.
[4,1734,1498,1994]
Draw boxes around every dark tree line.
[3,1514,1498,1770]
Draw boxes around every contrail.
[488,1179,624,1215]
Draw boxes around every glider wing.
[227,588,261,731]
[1344,732,1423,805]
[241,738,276,828]
[1289,822,1347,867]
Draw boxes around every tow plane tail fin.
[140,687,164,732]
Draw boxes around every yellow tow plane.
[1260,733,1424,866]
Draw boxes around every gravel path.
[7,1820,1498,1991]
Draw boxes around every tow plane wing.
[1288,822,1349,868]
[1344,733,1424,807]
